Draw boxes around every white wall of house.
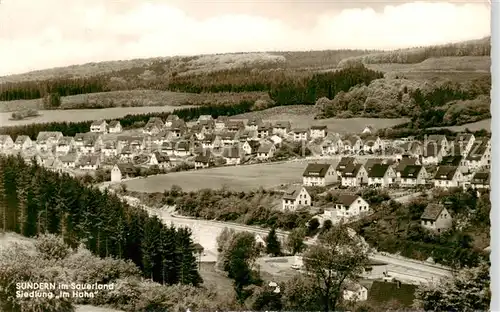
[111,166,122,182]
[335,198,370,218]
[434,171,463,188]
[310,129,326,138]
[282,188,311,211]
[292,133,308,141]
[108,124,122,133]
[225,157,241,165]
[343,286,368,302]
[421,208,453,232]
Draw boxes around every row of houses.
[301,155,490,190]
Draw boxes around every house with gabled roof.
[119,146,134,162]
[101,140,118,157]
[433,166,463,188]
[336,157,357,177]
[0,135,14,151]
[440,155,467,174]
[364,158,384,172]
[36,131,63,152]
[257,142,276,160]
[247,141,260,155]
[111,163,136,182]
[343,282,368,302]
[343,135,363,154]
[55,136,74,155]
[246,117,263,131]
[421,142,446,165]
[214,116,229,130]
[367,164,396,187]
[90,120,107,133]
[363,135,384,153]
[222,146,242,165]
[257,123,271,138]
[81,134,100,154]
[219,132,238,146]
[143,117,165,135]
[161,142,175,156]
[199,119,215,132]
[466,141,490,171]
[201,134,221,149]
[167,119,187,138]
[197,115,213,123]
[165,114,179,127]
[108,120,122,133]
[194,152,212,169]
[272,121,291,137]
[239,141,252,155]
[78,155,100,170]
[303,163,337,186]
[118,136,146,151]
[470,171,490,190]
[174,141,191,157]
[291,128,308,142]
[149,151,171,169]
[59,153,78,168]
[395,157,421,178]
[400,165,427,187]
[333,194,370,219]
[454,133,475,155]
[226,120,245,133]
[310,125,327,139]
[421,204,452,233]
[426,135,448,150]
[362,125,374,134]
[13,135,32,151]
[282,186,312,211]
[341,164,368,187]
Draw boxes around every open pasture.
[430,118,491,132]
[232,105,409,133]
[123,161,309,193]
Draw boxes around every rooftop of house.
[421,203,446,221]
[440,155,463,166]
[434,166,459,180]
[471,171,490,184]
[337,157,356,169]
[310,125,327,130]
[282,185,306,200]
[368,164,390,178]
[400,165,423,178]
[273,121,291,128]
[223,146,241,158]
[108,120,120,127]
[333,194,360,206]
[91,119,106,126]
[303,163,332,177]
[341,163,363,176]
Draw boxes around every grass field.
[232,105,409,133]
[0,90,268,113]
[0,105,194,127]
[366,56,490,73]
[123,161,309,193]
[430,118,491,132]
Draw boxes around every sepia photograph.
[0,0,492,311]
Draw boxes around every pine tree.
[265,227,281,256]
[176,227,202,286]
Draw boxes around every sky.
[0,0,491,76]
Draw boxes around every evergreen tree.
[265,227,281,256]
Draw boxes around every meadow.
[122,161,309,193]
[232,105,410,133]
[0,105,193,126]
[430,118,491,132]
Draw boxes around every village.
[0,114,491,235]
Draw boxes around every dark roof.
[258,123,272,131]
[368,281,417,307]
[91,119,106,126]
[153,151,170,163]
[116,163,136,174]
[344,135,361,146]
[223,146,241,158]
[364,158,384,171]
[108,120,120,127]
[449,142,465,155]
[471,171,490,184]
[368,164,390,178]
[194,154,211,163]
[273,121,291,128]
[283,186,306,200]
[423,143,443,157]
[440,155,462,166]
[247,117,262,126]
[400,165,423,178]
[396,158,419,172]
[342,164,363,177]
[310,125,327,130]
[337,157,356,170]
[421,204,446,221]
[466,142,487,161]
[434,166,459,180]
[166,114,179,121]
[303,163,331,177]
[292,128,308,133]
[248,141,260,150]
[334,194,360,206]
[427,134,447,143]
[258,143,274,153]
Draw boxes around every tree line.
[0,100,255,140]
[0,155,201,286]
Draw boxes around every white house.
[257,143,276,160]
[59,153,78,169]
[309,125,327,139]
[222,146,242,165]
[367,164,396,187]
[165,114,179,127]
[362,125,374,134]
[363,136,384,153]
[341,164,368,187]
[108,120,122,133]
[466,141,490,171]
[291,129,308,142]
[333,194,370,219]
[454,133,475,155]
[111,164,122,182]
[149,151,170,169]
[420,204,453,233]
[78,155,100,170]
[194,154,211,169]
[302,163,337,187]
[343,283,368,302]
[421,143,445,166]
[119,146,135,162]
[257,123,271,138]
[282,186,312,211]
[240,141,253,155]
[427,135,448,150]
[336,157,357,177]
[343,136,363,154]
[0,135,14,151]
[272,121,291,137]
[167,120,187,138]
[246,117,262,131]
[111,163,135,182]
[55,137,74,155]
[36,131,63,152]
[13,135,32,150]
[174,141,191,157]
[101,141,118,157]
[143,117,165,135]
[219,132,238,146]
[470,171,490,190]
[214,116,229,130]
[399,165,427,187]
[90,120,107,133]
[433,166,463,188]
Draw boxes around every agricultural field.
[430,118,491,132]
[123,161,309,193]
[0,105,194,127]
[231,105,410,133]
[0,90,268,113]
